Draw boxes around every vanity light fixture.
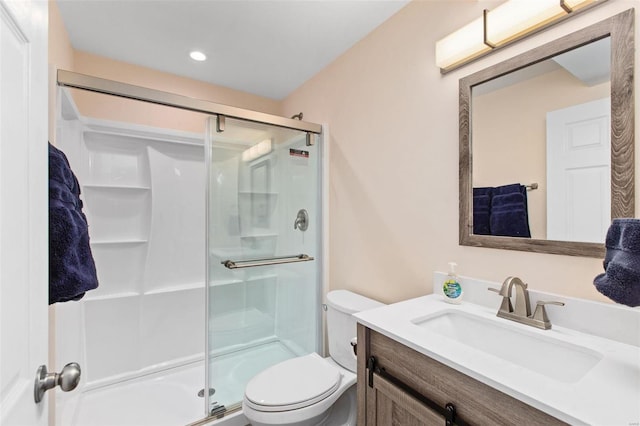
[435,0,605,73]
[242,139,272,162]
[189,50,207,62]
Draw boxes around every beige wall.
[49,0,74,143]
[473,67,610,239]
[70,51,282,133]
[282,0,640,304]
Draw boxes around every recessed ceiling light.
[190,51,207,62]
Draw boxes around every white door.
[0,1,49,425]
[546,98,611,243]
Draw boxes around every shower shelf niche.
[238,191,279,195]
[82,185,151,242]
[83,184,151,190]
[83,291,141,302]
[83,134,151,188]
[246,273,278,282]
[208,279,243,288]
[206,274,279,288]
[90,239,148,246]
[144,282,206,295]
[239,235,278,256]
[240,232,279,237]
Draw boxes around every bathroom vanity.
[356,326,563,425]
[354,274,640,426]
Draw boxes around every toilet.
[242,290,384,426]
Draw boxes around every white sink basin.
[412,310,603,383]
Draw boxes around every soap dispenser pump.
[443,262,463,304]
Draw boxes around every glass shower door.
[205,116,322,415]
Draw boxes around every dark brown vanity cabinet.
[356,324,566,426]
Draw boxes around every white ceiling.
[473,37,611,97]
[57,0,410,100]
[553,37,611,87]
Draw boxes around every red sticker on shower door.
[289,149,309,158]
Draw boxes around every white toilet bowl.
[242,290,383,426]
[242,354,356,426]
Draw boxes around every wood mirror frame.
[459,9,634,258]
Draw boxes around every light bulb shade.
[436,17,492,70]
[485,0,567,46]
[435,0,605,72]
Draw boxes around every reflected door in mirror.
[546,98,611,243]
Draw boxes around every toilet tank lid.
[326,290,384,314]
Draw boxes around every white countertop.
[355,292,640,425]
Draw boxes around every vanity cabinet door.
[367,370,444,426]
[357,325,567,426]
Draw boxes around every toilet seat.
[244,353,342,412]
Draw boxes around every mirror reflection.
[471,37,611,244]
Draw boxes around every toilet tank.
[326,290,384,372]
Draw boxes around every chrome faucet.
[488,276,564,330]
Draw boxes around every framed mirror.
[460,10,634,257]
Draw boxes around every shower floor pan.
[57,340,296,426]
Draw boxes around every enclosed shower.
[54,71,323,426]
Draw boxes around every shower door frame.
[56,70,327,423]
[57,70,321,133]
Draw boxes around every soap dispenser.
[443,262,463,304]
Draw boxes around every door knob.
[34,362,81,403]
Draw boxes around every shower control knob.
[294,209,309,231]
[34,362,81,403]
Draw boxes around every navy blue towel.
[473,187,492,235]
[490,184,531,238]
[492,183,525,197]
[594,219,640,307]
[49,143,98,304]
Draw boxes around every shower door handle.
[221,254,314,269]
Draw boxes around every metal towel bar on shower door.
[221,254,314,269]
